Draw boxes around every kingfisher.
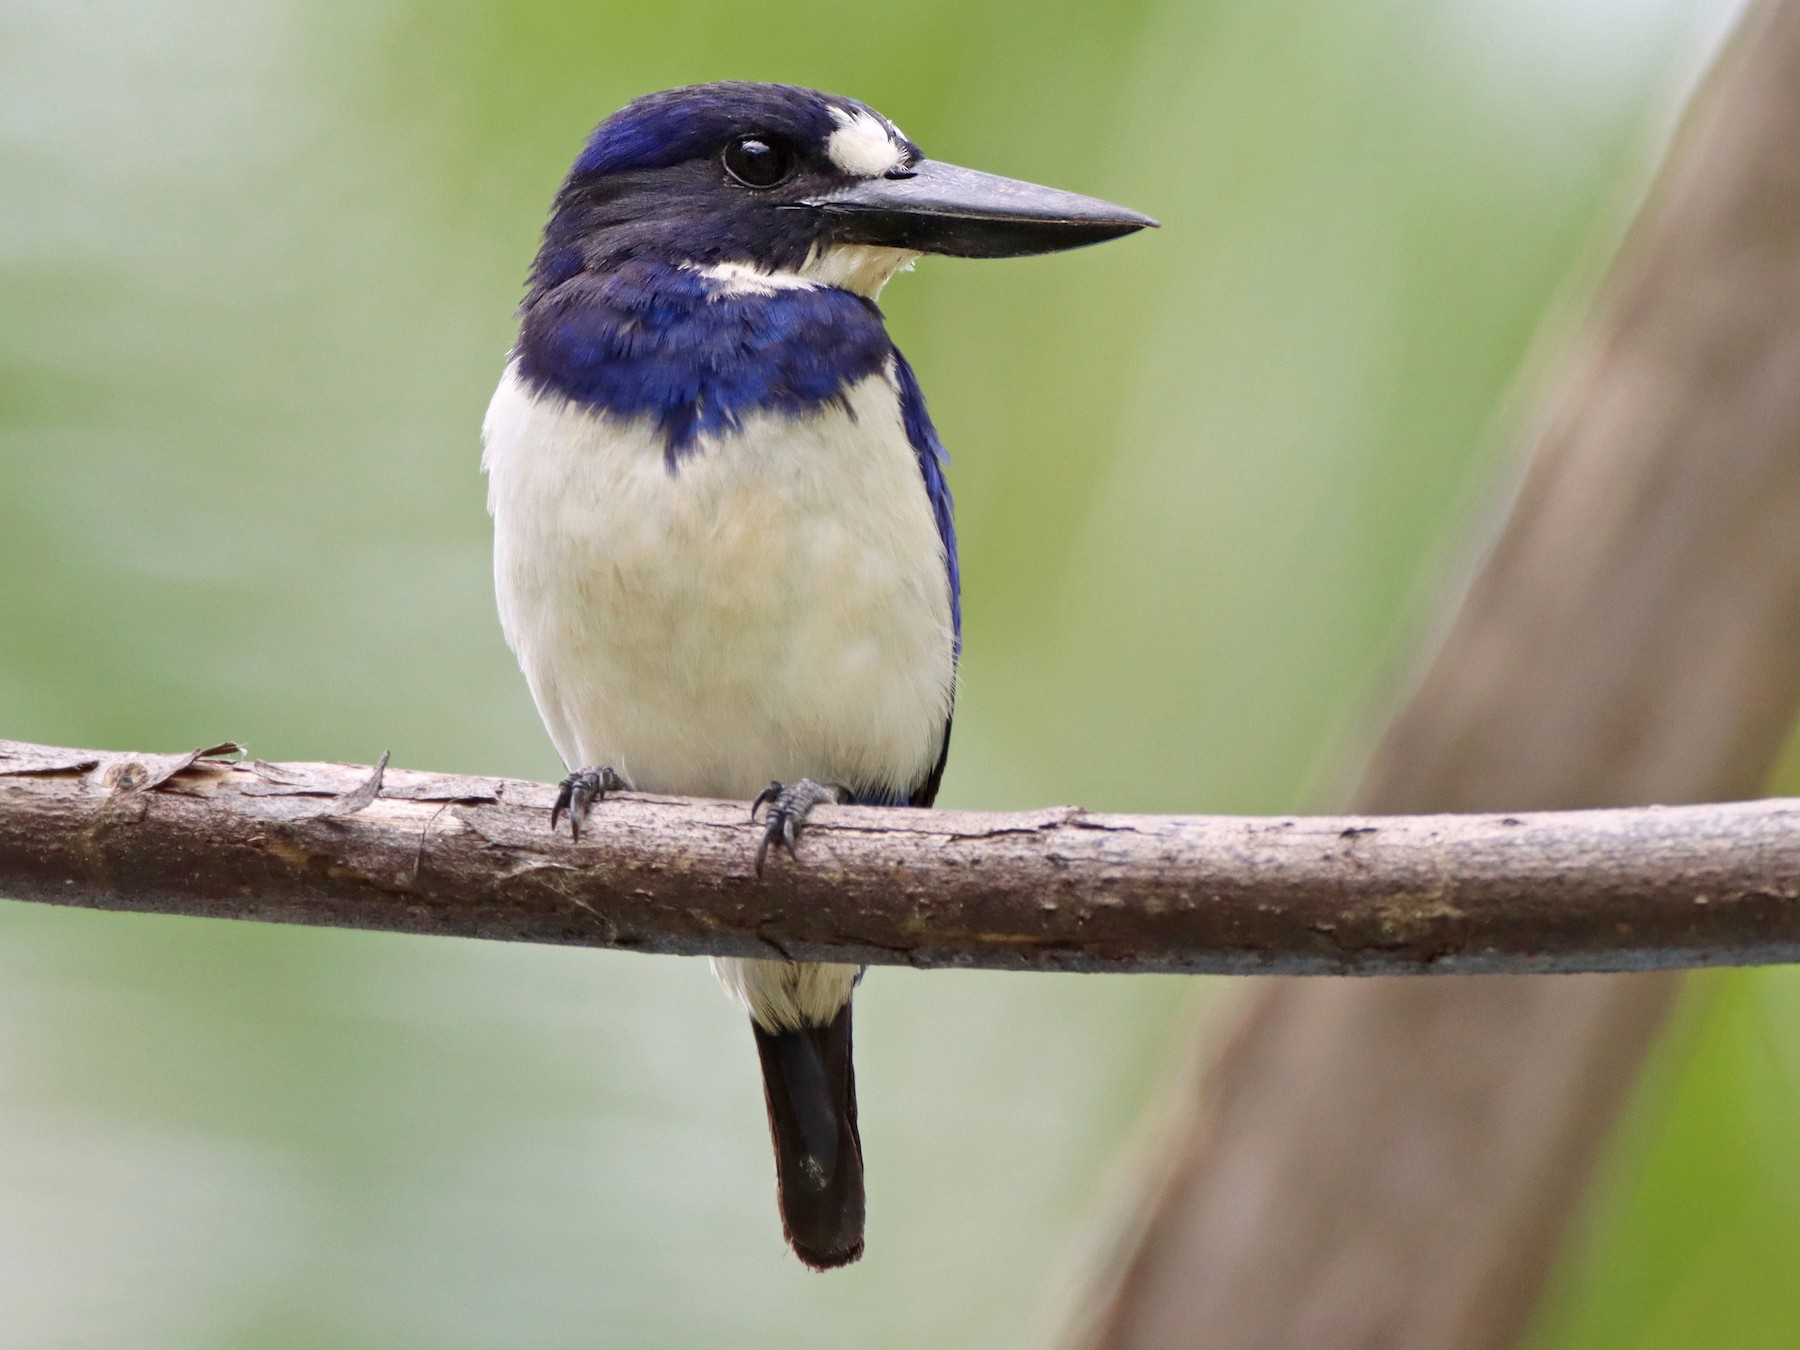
[483,82,1152,1269]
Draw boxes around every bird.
[482,82,1153,1270]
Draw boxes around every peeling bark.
[4,738,1800,976]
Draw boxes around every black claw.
[551,766,625,841]
[753,778,848,877]
[751,781,783,820]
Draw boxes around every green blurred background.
[1,0,1787,1345]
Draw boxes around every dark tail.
[751,1003,864,1269]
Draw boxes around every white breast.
[482,362,956,803]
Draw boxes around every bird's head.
[532,82,1155,300]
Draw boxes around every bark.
[5,738,1800,975]
[1072,2,1800,1347]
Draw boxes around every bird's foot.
[551,765,626,842]
[751,778,848,876]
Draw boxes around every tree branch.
[1068,4,1800,1347]
[4,736,1799,976]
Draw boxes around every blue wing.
[850,349,957,809]
[891,349,960,654]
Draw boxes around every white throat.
[799,243,918,298]
[690,245,918,301]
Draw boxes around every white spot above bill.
[826,107,907,178]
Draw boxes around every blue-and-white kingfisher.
[483,82,1153,1269]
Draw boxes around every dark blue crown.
[573,82,892,179]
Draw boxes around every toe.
[551,767,623,842]
[751,778,848,875]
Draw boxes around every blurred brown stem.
[1068,2,1800,1347]
[7,737,1800,973]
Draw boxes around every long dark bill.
[800,159,1157,259]
[752,1004,864,1270]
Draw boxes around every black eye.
[723,136,793,188]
